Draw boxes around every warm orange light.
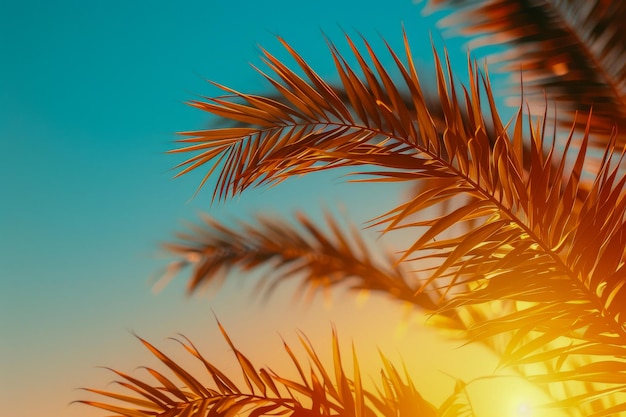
[550,61,569,76]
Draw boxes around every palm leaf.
[76,326,436,417]
[422,0,626,137]
[159,211,441,313]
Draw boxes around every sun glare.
[517,402,532,417]
[467,375,569,417]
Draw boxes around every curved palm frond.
[76,325,437,417]
[403,104,626,411]
[160,211,442,312]
[170,32,447,202]
[167,32,626,411]
[421,0,626,138]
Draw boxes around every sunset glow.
[6,1,626,417]
[517,403,531,417]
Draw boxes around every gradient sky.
[1,1,543,417]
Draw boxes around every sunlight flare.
[517,402,531,417]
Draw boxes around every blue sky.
[0,1,531,416]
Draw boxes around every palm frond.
[403,102,626,406]
[422,0,626,137]
[76,326,436,417]
[170,32,449,202]
[160,211,441,312]
[168,32,626,410]
[436,377,476,417]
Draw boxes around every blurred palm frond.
[160,211,441,312]
[422,0,626,138]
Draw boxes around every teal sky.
[0,2,524,417]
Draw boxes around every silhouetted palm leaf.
[159,211,441,312]
[422,0,626,138]
[76,326,437,417]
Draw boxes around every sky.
[1,1,547,416]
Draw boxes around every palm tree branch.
[77,327,436,417]
[159,211,441,313]
[423,0,626,135]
